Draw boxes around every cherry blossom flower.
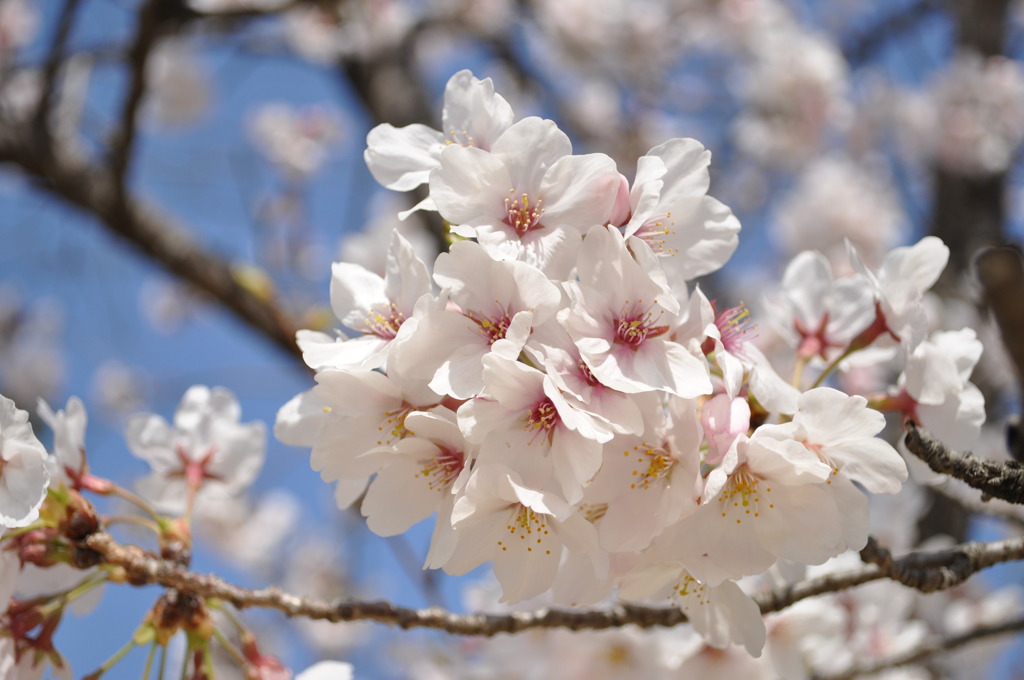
[277,368,442,509]
[585,396,702,552]
[524,321,656,437]
[671,429,842,585]
[618,561,766,656]
[126,386,266,514]
[365,69,514,192]
[441,464,605,603]
[618,137,741,292]
[848,235,949,351]
[0,394,49,532]
[429,117,621,278]
[674,288,799,413]
[459,354,610,504]
[560,225,711,398]
[882,328,985,450]
[359,409,471,542]
[36,396,87,488]
[306,230,434,371]
[393,240,561,399]
[763,387,907,495]
[767,250,874,361]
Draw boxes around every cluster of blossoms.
[0,382,362,677]
[275,70,983,656]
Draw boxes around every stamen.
[634,211,679,256]
[364,302,406,339]
[715,302,757,354]
[418,446,465,491]
[504,191,545,236]
[615,300,669,350]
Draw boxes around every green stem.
[142,641,158,680]
[108,484,163,524]
[212,626,248,670]
[90,637,137,678]
[809,345,858,389]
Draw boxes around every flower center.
[634,211,678,256]
[615,302,668,350]
[524,398,559,442]
[365,302,406,339]
[623,442,674,490]
[504,191,545,236]
[495,505,552,555]
[419,446,465,491]
[715,303,756,355]
[465,307,513,344]
[717,465,773,523]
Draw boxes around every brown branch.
[33,0,84,144]
[820,614,1024,680]
[0,123,303,361]
[932,480,1024,529]
[78,531,1024,636]
[904,423,1024,504]
[975,246,1024,462]
[109,0,173,193]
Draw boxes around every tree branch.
[77,531,1024,636]
[821,614,1024,679]
[904,423,1024,504]
[0,123,303,362]
[109,0,172,193]
[33,0,83,145]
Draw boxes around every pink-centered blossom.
[429,117,621,278]
[560,225,711,398]
[365,69,514,193]
[848,236,949,351]
[359,409,472,545]
[305,230,434,371]
[126,386,265,515]
[458,354,609,505]
[618,137,741,292]
[393,240,561,399]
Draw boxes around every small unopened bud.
[60,490,100,541]
[159,518,192,565]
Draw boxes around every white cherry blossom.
[0,394,49,532]
[359,409,471,544]
[309,230,434,371]
[394,240,561,399]
[364,69,515,192]
[126,386,265,514]
[458,354,609,504]
[37,396,87,487]
[671,429,842,585]
[560,225,711,398]
[618,561,766,656]
[619,137,741,291]
[767,250,875,361]
[441,464,605,603]
[429,117,621,278]
[848,236,949,351]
